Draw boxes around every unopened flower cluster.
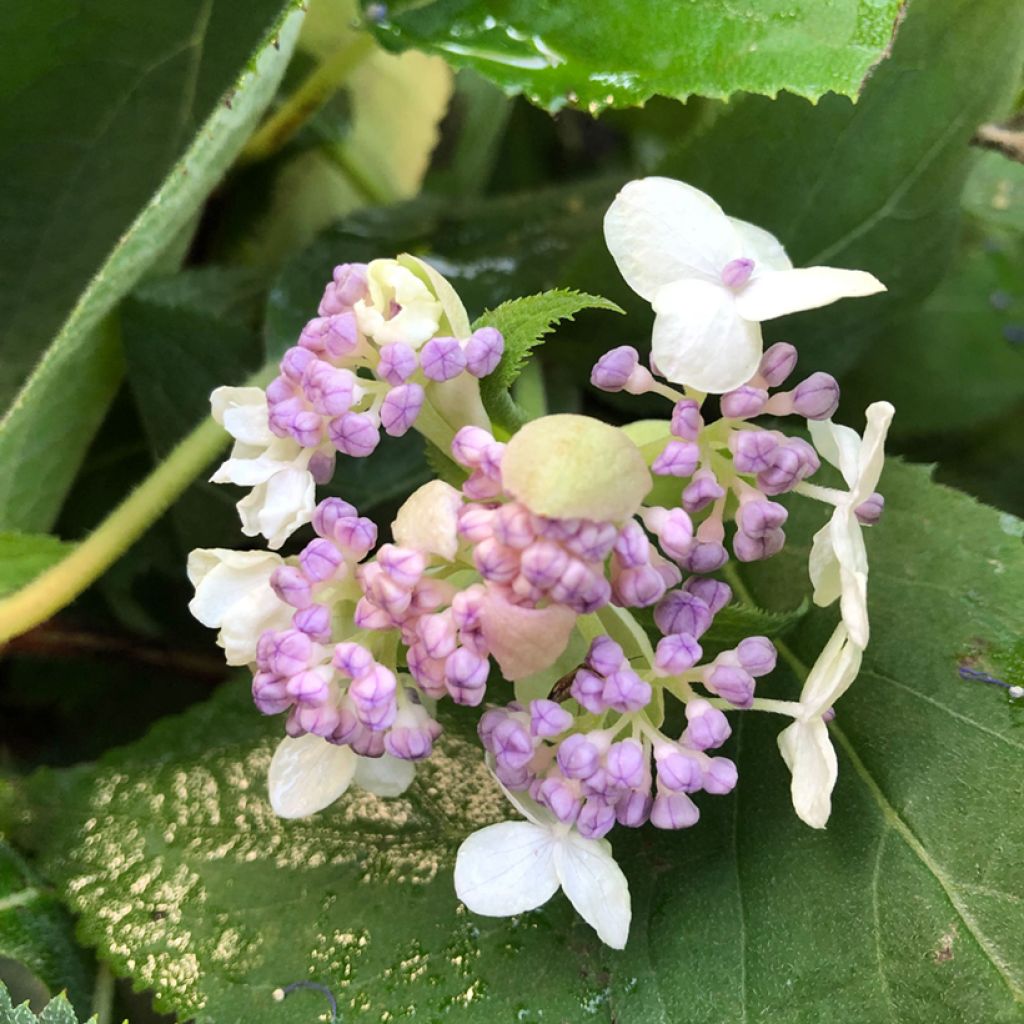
[189,177,893,949]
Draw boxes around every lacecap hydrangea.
[188,177,893,949]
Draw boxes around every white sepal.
[268,734,357,819]
[554,833,631,949]
[353,753,416,797]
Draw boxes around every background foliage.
[0,0,1021,1020]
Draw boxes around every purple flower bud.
[792,372,840,420]
[681,577,732,614]
[702,756,738,795]
[417,612,457,660]
[591,345,639,392]
[376,342,417,385]
[613,565,668,608]
[329,411,380,457]
[656,748,702,793]
[334,516,377,559]
[322,313,360,359]
[571,668,609,714]
[616,789,653,828]
[350,721,389,752]
[650,792,700,829]
[380,383,425,437]
[721,385,768,420]
[299,538,344,582]
[445,648,489,705]
[557,734,601,780]
[577,797,617,839]
[304,363,358,416]
[386,721,438,761]
[349,663,397,708]
[332,641,375,679]
[271,566,313,610]
[530,699,573,738]
[613,521,649,568]
[378,544,426,588]
[291,410,325,448]
[682,469,726,514]
[491,717,535,769]
[721,257,755,288]
[290,701,343,739]
[757,438,819,495]
[586,636,625,677]
[519,540,569,589]
[313,497,358,537]
[706,664,755,708]
[309,451,336,485]
[264,629,313,677]
[328,702,362,746]
[680,540,729,574]
[855,492,885,525]
[474,538,519,583]
[267,396,305,438]
[420,336,467,382]
[736,636,777,677]
[652,440,700,478]
[292,603,332,642]
[645,507,694,562]
[478,707,507,749]
[602,668,652,713]
[319,264,369,315]
[737,500,788,538]
[281,346,316,383]
[287,667,332,705]
[465,327,504,378]
[730,430,779,474]
[655,590,712,639]
[536,777,581,824]
[758,342,798,387]
[252,671,291,715]
[265,375,294,405]
[655,633,703,674]
[670,399,703,441]
[733,528,786,562]
[683,698,731,751]
[450,426,496,467]
[494,504,536,549]
[605,739,646,790]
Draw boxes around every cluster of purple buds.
[251,631,441,762]
[264,263,505,466]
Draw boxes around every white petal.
[734,267,885,322]
[255,468,316,549]
[392,480,463,561]
[852,402,895,504]
[399,254,471,338]
[218,585,292,665]
[808,419,862,488]
[186,549,283,628]
[830,510,870,648]
[809,519,842,609]
[797,621,863,714]
[555,834,632,949]
[651,279,762,394]
[454,822,560,917]
[210,387,273,445]
[603,177,741,300]
[778,719,837,829]
[211,452,287,487]
[728,217,793,271]
[353,753,416,797]
[268,734,357,819]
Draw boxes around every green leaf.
[962,151,1024,234]
[0,535,73,599]
[658,0,1024,376]
[0,986,98,1024]
[0,1,305,533]
[475,289,622,428]
[0,844,92,1014]
[362,0,906,112]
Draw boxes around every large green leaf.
[0,1,304,532]
[658,0,1024,376]
[8,459,1024,1021]
[0,535,74,599]
[362,0,905,112]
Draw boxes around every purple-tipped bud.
[265,375,294,405]
[329,411,380,457]
[323,313,361,359]
[652,440,701,478]
[721,385,768,420]
[670,399,703,441]
[591,346,639,392]
[264,629,313,677]
[613,521,649,568]
[681,577,732,614]
[530,699,573,738]
[458,505,495,543]
[656,748,702,793]
[349,663,397,709]
[605,739,646,790]
[702,757,738,795]
[386,717,440,761]
[287,667,332,705]
[682,469,726,514]
[792,372,840,420]
[299,538,343,583]
[376,342,417,385]
[565,521,619,562]
[683,698,731,751]
[757,438,819,495]
[378,545,426,588]
[281,346,316,383]
[305,363,358,416]
[474,538,519,583]
[451,426,498,467]
[616,789,652,828]
[655,633,703,674]
[612,565,668,608]
[736,636,777,677]
[644,507,695,562]
[737,499,788,538]
[491,717,534,769]
[557,734,601,780]
[420,336,467,382]
[350,726,388,756]
[417,612,457,660]
[445,648,489,705]
[586,636,625,677]
[733,528,786,562]
[292,603,332,642]
[721,257,755,288]
[730,430,779,474]
[271,566,313,610]
[519,540,569,589]
[650,792,700,830]
[309,451,336,485]
[602,669,652,713]
[758,342,798,387]
[494,504,536,549]
[334,516,377,559]
[332,641,375,680]
[465,327,504,378]
[706,664,755,708]
[855,492,885,525]
[380,383,424,437]
[536,777,581,824]
[319,264,369,315]
[570,670,607,714]
[291,410,325,448]
[577,797,617,839]
[252,671,291,715]
[655,590,712,639]
[313,497,358,537]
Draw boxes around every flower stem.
[0,367,272,645]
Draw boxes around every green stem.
[92,964,115,1024]
[0,367,272,646]
[239,33,377,165]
